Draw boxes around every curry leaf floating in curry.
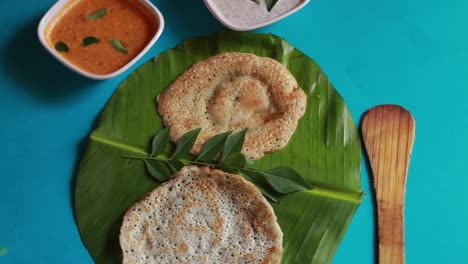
[85,7,108,20]
[82,36,100,46]
[54,41,69,52]
[110,39,128,54]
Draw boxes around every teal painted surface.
[0,0,467,263]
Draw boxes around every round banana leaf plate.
[75,31,363,264]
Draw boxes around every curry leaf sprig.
[124,127,312,202]
[250,0,279,12]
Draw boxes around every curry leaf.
[85,8,108,20]
[265,0,279,11]
[54,42,69,52]
[143,159,170,181]
[219,152,252,169]
[250,0,278,11]
[267,167,313,188]
[241,170,279,202]
[196,131,231,162]
[261,167,312,194]
[151,126,171,157]
[221,128,247,161]
[166,159,184,174]
[171,128,201,159]
[110,39,128,54]
[82,36,100,46]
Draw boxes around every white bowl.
[203,0,310,31]
[37,0,165,80]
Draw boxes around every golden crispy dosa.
[119,166,283,264]
[157,52,307,160]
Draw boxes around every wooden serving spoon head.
[361,105,415,264]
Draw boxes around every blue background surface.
[1,0,467,263]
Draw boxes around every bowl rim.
[203,0,310,31]
[37,0,165,80]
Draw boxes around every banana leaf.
[75,31,363,264]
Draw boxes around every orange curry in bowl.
[46,0,158,75]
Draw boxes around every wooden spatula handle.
[361,105,415,264]
[378,203,405,263]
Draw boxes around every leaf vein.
[90,132,148,155]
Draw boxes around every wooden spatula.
[361,105,415,264]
